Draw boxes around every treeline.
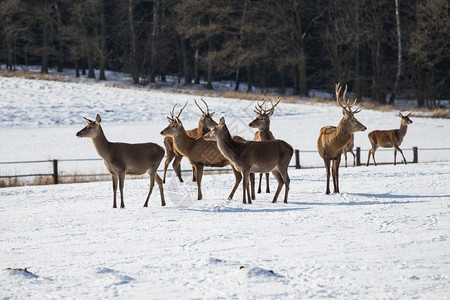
[1,0,448,107]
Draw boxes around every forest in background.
[1,0,448,107]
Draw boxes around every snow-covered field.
[1,75,449,298]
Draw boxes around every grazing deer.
[204,117,293,204]
[317,83,367,194]
[342,134,356,167]
[249,98,281,196]
[366,112,413,166]
[162,99,217,183]
[160,103,242,200]
[76,114,165,208]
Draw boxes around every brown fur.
[160,108,241,200]
[366,112,413,166]
[317,83,367,194]
[205,117,293,204]
[162,100,217,183]
[76,114,165,208]
[248,98,280,197]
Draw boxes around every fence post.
[356,147,361,166]
[413,147,418,163]
[295,149,301,169]
[53,159,59,184]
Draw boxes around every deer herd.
[76,83,413,208]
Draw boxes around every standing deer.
[366,112,413,166]
[342,134,356,167]
[249,98,281,196]
[160,103,242,200]
[162,99,217,183]
[76,114,165,208]
[204,117,293,204]
[317,83,367,194]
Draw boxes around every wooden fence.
[1,147,449,185]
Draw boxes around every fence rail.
[1,147,449,185]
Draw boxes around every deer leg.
[324,159,331,194]
[162,152,174,184]
[270,170,284,203]
[195,164,204,200]
[144,171,156,207]
[394,146,407,165]
[112,174,118,208]
[394,149,397,165]
[242,171,250,204]
[344,151,348,168]
[228,166,242,200]
[279,169,290,204]
[249,173,255,200]
[265,173,270,193]
[332,157,341,194]
[257,173,263,193]
[118,172,125,208]
[350,150,356,167]
[172,155,184,183]
[156,174,166,206]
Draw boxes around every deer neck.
[172,127,194,155]
[216,128,241,163]
[197,121,210,136]
[257,127,273,140]
[398,123,408,137]
[91,127,112,160]
[333,119,353,149]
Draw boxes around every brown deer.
[248,98,281,196]
[162,99,217,183]
[160,103,242,200]
[204,117,293,204]
[76,114,165,208]
[366,112,413,166]
[317,83,367,194]
[342,134,356,167]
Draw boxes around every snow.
[1,74,450,298]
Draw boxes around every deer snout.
[76,131,83,138]
[160,130,165,136]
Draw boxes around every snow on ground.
[0,74,450,298]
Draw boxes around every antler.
[176,102,188,119]
[168,104,177,121]
[267,97,281,117]
[335,83,361,115]
[194,98,210,115]
[254,99,266,115]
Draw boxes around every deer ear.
[398,112,404,118]
[175,117,182,125]
[95,114,102,124]
[342,108,349,117]
[83,117,93,124]
[219,117,225,125]
[210,112,215,117]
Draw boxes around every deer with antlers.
[204,117,293,204]
[162,99,217,183]
[160,103,242,200]
[248,98,281,197]
[317,83,367,194]
[366,112,413,166]
[76,114,165,208]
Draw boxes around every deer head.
[399,112,413,126]
[249,97,281,129]
[335,83,366,133]
[194,98,217,130]
[160,102,188,137]
[203,117,228,142]
[76,114,102,138]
